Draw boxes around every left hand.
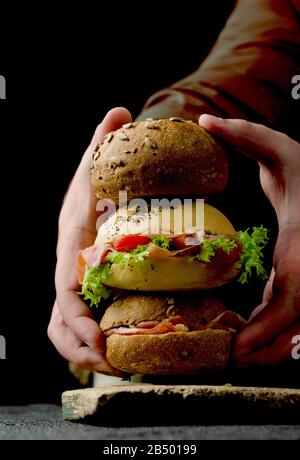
[199,114,300,366]
[48,107,132,376]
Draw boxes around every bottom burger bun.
[106,329,232,375]
[100,294,244,376]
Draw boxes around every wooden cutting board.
[62,384,300,425]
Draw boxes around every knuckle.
[72,353,95,371]
[74,317,98,344]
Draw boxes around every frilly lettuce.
[108,244,150,268]
[151,235,170,249]
[189,225,269,284]
[79,265,111,307]
[237,226,269,284]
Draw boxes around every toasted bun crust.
[91,118,228,201]
[100,294,226,331]
[106,329,232,375]
[95,203,241,291]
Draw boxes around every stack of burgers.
[77,118,268,376]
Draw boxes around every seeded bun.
[100,294,233,375]
[91,118,228,201]
[106,330,232,375]
[95,203,241,291]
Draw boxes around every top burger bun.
[91,118,228,201]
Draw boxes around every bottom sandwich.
[99,294,245,375]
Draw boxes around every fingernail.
[199,114,224,126]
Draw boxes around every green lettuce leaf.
[107,251,129,269]
[237,226,269,284]
[151,235,170,249]
[79,265,111,307]
[108,244,150,268]
[189,237,237,263]
[189,226,269,284]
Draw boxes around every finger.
[55,290,105,353]
[48,301,123,376]
[78,107,132,175]
[235,320,300,366]
[234,278,300,360]
[248,268,275,322]
[90,107,132,148]
[261,267,275,306]
[199,114,298,166]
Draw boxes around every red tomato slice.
[213,242,242,263]
[113,235,151,252]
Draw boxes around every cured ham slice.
[103,311,245,337]
[76,243,113,283]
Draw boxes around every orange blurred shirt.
[138,0,300,141]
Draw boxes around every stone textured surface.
[0,405,299,440]
[62,384,300,425]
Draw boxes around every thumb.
[199,114,293,166]
[80,107,132,171]
[91,107,132,147]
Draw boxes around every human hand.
[199,114,300,366]
[48,107,132,376]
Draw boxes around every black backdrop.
[1,1,287,405]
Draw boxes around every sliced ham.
[103,315,187,337]
[103,312,245,337]
[207,310,246,331]
[136,320,160,329]
[76,243,113,283]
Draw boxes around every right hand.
[199,115,300,366]
[47,107,132,376]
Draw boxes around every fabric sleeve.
[137,0,300,139]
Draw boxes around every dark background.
[1,1,293,405]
